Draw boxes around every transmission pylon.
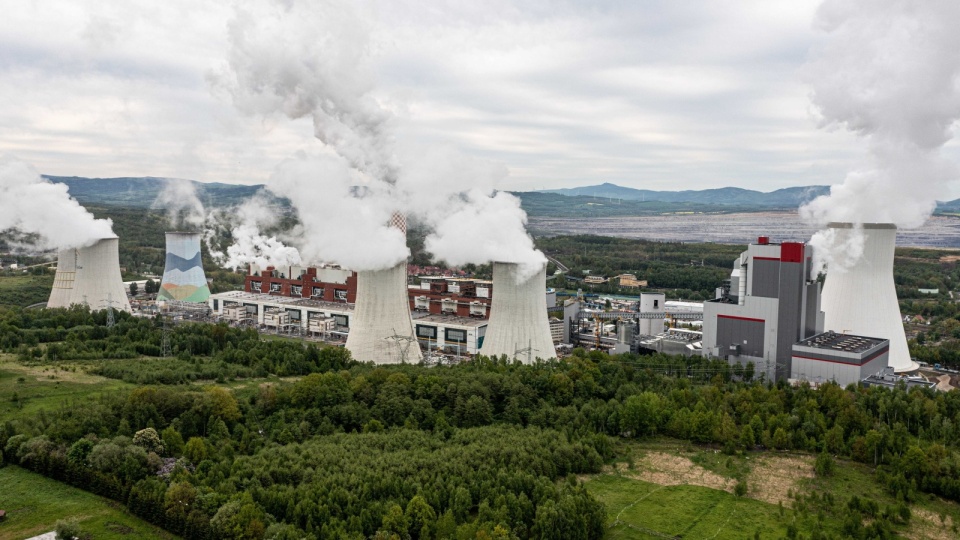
[106,294,115,328]
[161,315,172,358]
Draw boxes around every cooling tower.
[48,237,131,313]
[157,232,210,303]
[480,262,557,363]
[820,223,917,372]
[345,213,423,364]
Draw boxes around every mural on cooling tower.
[158,232,210,303]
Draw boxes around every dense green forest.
[3,307,960,538]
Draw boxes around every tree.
[620,392,661,437]
[55,518,83,540]
[133,427,165,455]
[380,504,409,539]
[405,495,437,540]
[130,282,139,296]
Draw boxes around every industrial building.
[409,276,491,318]
[820,223,918,372]
[157,232,210,303]
[246,263,357,303]
[703,237,823,381]
[791,331,889,386]
[480,262,557,363]
[47,237,131,313]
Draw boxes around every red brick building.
[244,264,358,303]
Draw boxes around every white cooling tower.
[820,223,916,372]
[480,262,557,363]
[48,237,131,313]
[157,232,210,303]
[345,213,423,364]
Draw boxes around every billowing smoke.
[800,0,960,275]
[152,178,207,229]
[206,192,302,270]
[0,154,114,249]
[210,0,545,280]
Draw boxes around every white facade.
[346,263,423,364]
[480,262,557,363]
[639,292,666,335]
[820,223,917,372]
[48,237,131,313]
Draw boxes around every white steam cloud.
[211,0,545,281]
[206,192,302,270]
[0,154,114,249]
[800,0,960,275]
[152,178,207,229]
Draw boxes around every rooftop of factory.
[861,367,936,390]
[796,331,885,353]
[211,291,355,311]
[411,312,488,327]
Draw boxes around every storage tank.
[820,223,917,372]
[345,213,422,364]
[158,232,210,303]
[48,237,131,312]
[480,262,556,363]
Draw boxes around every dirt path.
[746,454,814,506]
[619,451,736,493]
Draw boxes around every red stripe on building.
[753,256,780,261]
[718,314,765,323]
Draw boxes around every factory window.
[335,289,347,301]
[251,281,262,291]
[445,328,467,343]
[654,299,659,309]
[334,314,349,327]
[416,325,437,339]
[213,300,219,310]
[269,283,281,292]
[291,285,302,296]
[311,287,324,298]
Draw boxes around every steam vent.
[820,223,918,372]
[158,232,211,303]
[47,237,131,313]
[345,213,423,364]
[480,262,556,363]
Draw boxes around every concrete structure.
[636,328,702,357]
[481,262,557,362]
[791,331,889,387]
[409,276,491,318]
[345,213,422,364]
[703,237,823,381]
[820,223,917,372]
[158,232,210,303]
[638,292,666,335]
[47,237,131,312]
[413,313,487,355]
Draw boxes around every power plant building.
[820,223,918,372]
[480,262,557,363]
[703,237,823,381]
[47,237,131,313]
[791,331,889,387]
[158,232,210,303]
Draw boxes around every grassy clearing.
[0,465,176,540]
[0,354,133,424]
[0,273,53,308]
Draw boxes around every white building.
[480,262,557,363]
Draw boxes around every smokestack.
[480,262,556,363]
[345,213,423,364]
[48,237,131,313]
[158,232,210,303]
[820,223,917,372]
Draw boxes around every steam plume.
[212,0,546,279]
[800,0,960,274]
[206,192,302,270]
[0,154,114,249]
[152,178,207,229]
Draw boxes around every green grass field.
[0,274,53,308]
[0,354,133,424]
[0,465,176,540]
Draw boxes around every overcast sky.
[1,0,957,194]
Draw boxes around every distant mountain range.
[540,183,833,207]
[45,176,266,208]
[44,176,960,216]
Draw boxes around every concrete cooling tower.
[157,232,210,303]
[47,237,131,313]
[820,223,917,372]
[480,262,557,363]
[345,213,423,364]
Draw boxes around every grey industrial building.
[703,237,824,381]
[791,331,889,386]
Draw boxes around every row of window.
[416,324,468,343]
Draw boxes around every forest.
[3,307,960,538]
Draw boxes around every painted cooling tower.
[48,237,131,313]
[481,262,557,363]
[157,232,210,302]
[820,223,917,372]
[345,213,423,364]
